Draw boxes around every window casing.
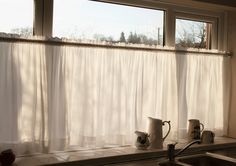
[0,0,226,51]
[0,0,230,154]
[174,11,219,49]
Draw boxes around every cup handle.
[200,123,204,132]
[211,132,215,143]
[162,121,171,141]
[212,132,215,138]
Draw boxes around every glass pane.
[53,0,164,46]
[0,0,33,37]
[175,19,211,49]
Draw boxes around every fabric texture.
[0,41,230,154]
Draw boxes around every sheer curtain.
[176,53,230,138]
[48,46,178,150]
[185,53,230,136]
[0,41,230,154]
[0,42,48,154]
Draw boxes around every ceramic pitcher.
[148,117,171,149]
[188,119,204,141]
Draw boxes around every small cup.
[201,130,215,144]
[0,149,15,165]
[135,131,150,150]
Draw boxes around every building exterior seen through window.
[53,0,164,46]
[175,19,212,49]
[0,0,33,37]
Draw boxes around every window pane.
[0,0,33,37]
[53,0,164,46]
[175,19,212,49]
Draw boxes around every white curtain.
[0,42,48,154]
[47,46,178,151]
[185,53,230,136]
[0,41,230,154]
[176,53,230,138]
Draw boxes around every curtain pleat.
[0,41,230,154]
[0,42,47,154]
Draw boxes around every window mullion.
[165,8,176,47]
[211,21,218,49]
[43,0,53,37]
[34,0,53,36]
[34,0,43,36]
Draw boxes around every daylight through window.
[0,0,33,36]
[53,0,164,46]
[175,19,212,49]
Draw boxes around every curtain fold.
[48,46,178,150]
[185,53,230,136]
[0,41,230,154]
[0,42,48,154]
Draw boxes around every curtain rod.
[0,36,231,57]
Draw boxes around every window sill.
[14,137,236,166]
[0,33,230,56]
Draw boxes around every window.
[175,19,212,49]
[0,0,33,37]
[53,0,164,46]
[0,0,229,155]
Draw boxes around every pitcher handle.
[200,123,204,132]
[162,121,171,141]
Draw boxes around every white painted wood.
[33,0,53,36]
[43,0,53,37]
[165,8,175,47]
[92,0,226,49]
[34,0,43,36]
[33,0,229,50]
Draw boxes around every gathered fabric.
[0,41,230,155]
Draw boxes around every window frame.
[34,0,53,36]
[32,0,227,51]
[174,12,217,49]
[51,0,166,46]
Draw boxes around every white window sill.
[0,33,230,56]
[14,137,236,166]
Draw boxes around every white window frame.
[33,0,227,51]
[164,3,226,50]
[34,0,53,36]
[174,12,218,49]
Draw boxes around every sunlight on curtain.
[0,41,230,154]
[47,46,178,150]
[176,53,230,138]
[0,42,47,154]
[185,54,230,136]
